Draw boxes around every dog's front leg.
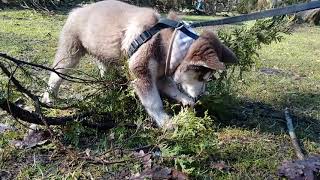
[133,79,171,127]
[157,77,195,107]
[129,56,171,127]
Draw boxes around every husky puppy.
[42,0,238,128]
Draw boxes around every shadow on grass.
[198,91,320,143]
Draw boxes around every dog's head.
[173,30,238,99]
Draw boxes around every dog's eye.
[188,65,202,72]
[198,71,214,81]
[203,72,213,81]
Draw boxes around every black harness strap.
[128,18,199,57]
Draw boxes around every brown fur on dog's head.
[172,30,238,98]
[183,30,238,71]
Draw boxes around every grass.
[0,10,319,179]
[235,25,320,138]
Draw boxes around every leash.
[126,1,320,100]
[128,1,320,58]
[190,1,320,28]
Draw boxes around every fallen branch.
[278,108,320,179]
[0,62,39,102]
[0,58,75,111]
[0,52,102,84]
[0,97,115,129]
[81,156,128,165]
[0,54,118,129]
[284,107,305,160]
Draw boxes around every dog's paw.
[158,115,176,132]
[162,119,176,132]
[41,92,54,106]
[154,113,172,128]
[180,96,195,107]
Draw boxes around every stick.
[0,98,116,129]
[284,107,305,160]
[81,156,128,165]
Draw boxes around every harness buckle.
[141,31,152,42]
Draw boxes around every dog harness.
[128,18,202,101]
[128,18,199,57]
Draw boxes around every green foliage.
[63,121,89,147]
[1,10,319,179]
[218,17,291,78]
[0,88,5,103]
[196,17,291,129]
[2,0,193,12]
[236,0,308,13]
[236,0,258,14]
[160,109,218,175]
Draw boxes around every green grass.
[235,25,320,136]
[0,11,319,179]
[182,14,221,22]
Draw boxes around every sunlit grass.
[0,11,319,179]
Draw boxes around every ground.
[0,9,319,179]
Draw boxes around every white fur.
[169,26,196,73]
[181,81,205,98]
[203,71,213,82]
[157,77,195,106]
[142,88,171,126]
[121,21,144,52]
[96,60,107,77]
[130,58,171,127]
[173,70,206,98]
[42,72,64,104]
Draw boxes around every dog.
[42,0,238,128]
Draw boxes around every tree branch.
[0,52,102,83]
[284,107,305,160]
[0,97,115,129]
[0,53,130,129]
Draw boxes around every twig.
[284,107,305,160]
[0,98,116,129]
[5,65,34,130]
[0,53,103,84]
[34,98,54,137]
[0,60,117,129]
[0,61,88,110]
[0,62,39,102]
[0,53,128,95]
[81,156,128,165]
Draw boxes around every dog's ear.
[191,57,226,71]
[220,44,238,64]
[186,31,226,71]
[203,57,226,71]
[200,30,238,64]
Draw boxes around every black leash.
[190,1,320,28]
[128,1,320,57]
